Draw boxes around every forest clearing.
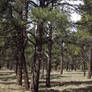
[0,69,92,92]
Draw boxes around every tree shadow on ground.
[50,74,71,79]
[40,80,92,88]
[0,75,16,81]
[62,86,92,92]
[41,74,71,80]
[0,71,15,74]
[39,89,60,92]
[0,81,16,85]
[51,80,92,87]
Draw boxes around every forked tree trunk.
[30,25,43,92]
[21,1,29,90]
[16,30,29,89]
[88,48,92,79]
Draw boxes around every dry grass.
[0,69,92,92]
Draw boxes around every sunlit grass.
[0,69,92,92]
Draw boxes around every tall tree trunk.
[22,51,29,90]
[88,48,92,79]
[46,46,52,87]
[16,29,29,89]
[21,1,30,90]
[30,25,43,92]
[60,42,63,74]
[46,28,52,87]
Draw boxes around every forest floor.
[0,69,92,92]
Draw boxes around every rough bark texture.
[16,28,29,89]
[30,25,43,92]
[22,51,29,90]
[46,28,52,87]
[46,45,52,87]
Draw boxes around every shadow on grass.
[62,86,92,92]
[41,74,71,80]
[39,89,60,92]
[40,80,92,88]
[0,72,15,74]
[68,72,83,75]
[0,81,16,85]
[50,74,71,79]
[0,75,16,81]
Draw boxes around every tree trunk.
[83,61,86,76]
[66,62,69,71]
[55,61,58,71]
[41,61,45,79]
[88,48,92,79]
[74,64,77,71]
[30,25,43,92]
[16,61,22,86]
[46,48,51,87]
[22,52,29,90]
[71,64,74,71]
[46,27,52,87]
[60,42,63,74]
[60,56,63,74]
[15,61,18,76]
[0,65,1,69]
[6,61,10,69]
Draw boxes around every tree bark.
[46,28,52,87]
[60,42,63,74]
[30,25,43,92]
[66,62,69,71]
[88,48,92,79]
[16,60,22,86]
[83,61,86,76]
[41,61,45,79]
[22,51,29,90]
[46,46,52,87]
